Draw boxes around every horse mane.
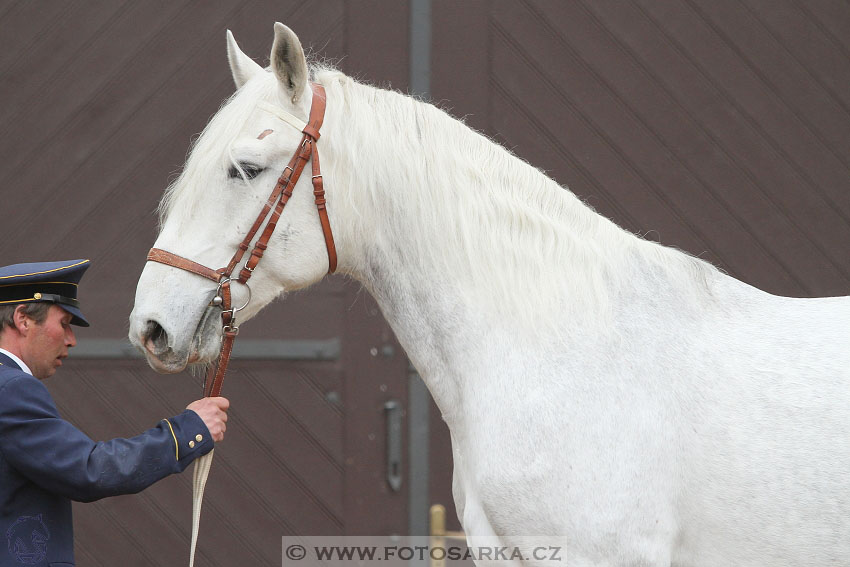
[315,68,721,332]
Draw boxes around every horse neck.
[322,78,719,419]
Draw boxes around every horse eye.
[228,163,265,180]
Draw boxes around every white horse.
[130,23,850,567]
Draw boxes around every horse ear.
[270,22,308,103]
[226,30,264,89]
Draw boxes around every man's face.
[20,305,76,380]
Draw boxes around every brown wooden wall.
[432,0,850,298]
[2,0,850,564]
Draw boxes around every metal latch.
[384,400,402,491]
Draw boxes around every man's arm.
[0,373,227,502]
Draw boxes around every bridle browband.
[146,83,336,398]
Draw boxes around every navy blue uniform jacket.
[0,352,213,566]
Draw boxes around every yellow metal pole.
[430,504,446,567]
[430,504,446,536]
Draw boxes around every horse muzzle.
[135,319,190,373]
[132,307,221,373]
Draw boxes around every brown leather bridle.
[146,84,336,398]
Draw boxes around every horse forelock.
[157,72,303,232]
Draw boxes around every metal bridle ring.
[214,277,252,313]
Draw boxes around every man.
[0,259,229,566]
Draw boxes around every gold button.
[33,293,42,300]
[188,440,195,449]
[195,434,203,443]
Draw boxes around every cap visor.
[59,305,90,327]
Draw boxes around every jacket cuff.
[162,409,214,471]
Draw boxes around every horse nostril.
[143,320,169,356]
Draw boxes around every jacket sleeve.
[0,373,213,502]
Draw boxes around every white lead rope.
[189,449,215,567]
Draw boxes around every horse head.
[129,24,340,373]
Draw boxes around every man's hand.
[186,397,229,442]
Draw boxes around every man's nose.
[66,326,77,348]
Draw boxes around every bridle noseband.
[146,84,336,398]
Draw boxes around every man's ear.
[13,305,31,335]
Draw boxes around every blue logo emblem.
[6,515,50,565]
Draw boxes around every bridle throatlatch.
[145,84,335,567]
